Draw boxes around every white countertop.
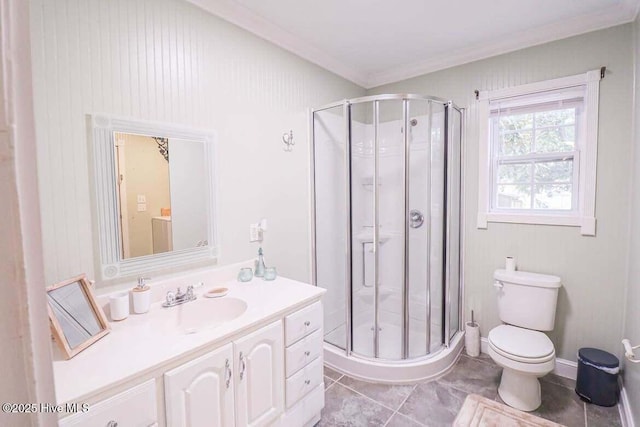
[52,275,325,404]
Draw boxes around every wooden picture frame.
[46,274,110,359]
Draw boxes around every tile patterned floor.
[319,352,622,427]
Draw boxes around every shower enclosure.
[311,94,463,382]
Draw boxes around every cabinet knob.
[304,321,310,326]
[304,379,310,385]
[304,351,310,356]
[107,422,118,427]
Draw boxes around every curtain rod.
[474,66,606,100]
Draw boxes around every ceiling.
[188,0,640,88]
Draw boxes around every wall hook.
[282,130,294,152]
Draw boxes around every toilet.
[487,269,562,412]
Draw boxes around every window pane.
[496,162,532,184]
[534,159,572,183]
[535,108,575,127]
[499,130,532,156]
[535,126,575,153]
[499,113,533,131]
[496,184,531,209]
[533,184,572,210]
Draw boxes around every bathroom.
[1,0,640,426]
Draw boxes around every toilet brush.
[465,310,480,357]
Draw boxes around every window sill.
[477,212,595,235]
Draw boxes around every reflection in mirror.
[115,132,171,258]
[91,115,217,280]
[48,282,102,348]
[46,274,110,359]
[114,132,209,259]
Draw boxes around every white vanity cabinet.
[58,380,158,427]
[164,343,235,427]
[164,320,283,427]
[281,301,325,427]
[55,277,325,427]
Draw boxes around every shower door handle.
[409,210,424,228]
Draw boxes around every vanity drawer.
[285,329,323,377]
[280,382,324,427]
[285,356,323,408]
[285,301,322,346]
[59,379,157,427]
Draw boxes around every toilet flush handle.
[493,280,503,289]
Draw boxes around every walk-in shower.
[311,94,463,382]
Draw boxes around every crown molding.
[366,3,639,88]
[187,0,639,90]
[185,0,370,88]
[622,0,640,19]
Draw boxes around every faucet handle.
[166,291,176,305]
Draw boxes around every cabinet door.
[165,343,234,427]
[234,320,284,427]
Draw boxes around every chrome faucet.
[162,285,197,307]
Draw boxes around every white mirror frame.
[89,114,218,280]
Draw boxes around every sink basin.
[164,297,247,334]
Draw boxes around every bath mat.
[453,394,565,427]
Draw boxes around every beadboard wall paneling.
[622,16,640,424]
[30,0,365,286]
[369,24,634,362]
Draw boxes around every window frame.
[476,70,602,235]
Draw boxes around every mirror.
[114,132,209,258]
[46,274,110,359]
[90,115,218,280]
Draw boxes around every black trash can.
[575,348,620,406]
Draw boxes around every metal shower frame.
[310,93,465,362]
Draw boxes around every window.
[477,70,602,235]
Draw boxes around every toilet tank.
[494,269,561,331]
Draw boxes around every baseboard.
[619,380,636,427]
[479,337,577,380]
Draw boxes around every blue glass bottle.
[254,247,266,277]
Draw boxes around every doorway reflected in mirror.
[114,132,209,260]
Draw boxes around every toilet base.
[498,368,542,412]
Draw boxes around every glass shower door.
[349,99,405,360]
[375,100,404,360]
[349,101,375,358]
[445,106,462,343]
[312,94,462,363]
[313,105,348,350]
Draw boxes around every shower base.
[324,330,464,384]
[324,320,442,359]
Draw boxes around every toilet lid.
[488,325,554,359]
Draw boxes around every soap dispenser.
[254,247,266,277]
[132,277,151,314]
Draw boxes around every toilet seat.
[488,325,554,363]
